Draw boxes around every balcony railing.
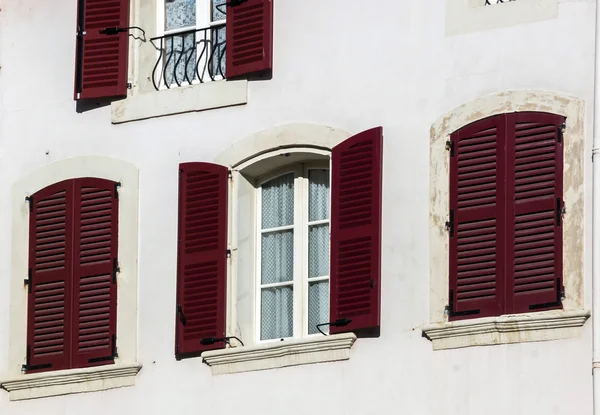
[150,24,226,91]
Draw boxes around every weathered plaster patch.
[428,90,586,345]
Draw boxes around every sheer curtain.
[308,169,330,334]
[260,173,294,340]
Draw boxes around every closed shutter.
[25,182,74,373]
[71,178,119,368]
[448,115,505,321]
[176,163,228,357]
[506,112,564,314]
[330,127,383,336]
[74,0,130,100]
[226,0,273,78]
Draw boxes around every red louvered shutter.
[330,127,383,336]
[74,0,130,100]
[225,0,273,78]
[506,112,564,314]
[25,182,74,373]
[448,115,505,321]
[71,178,118,368]
[176,163,228,357]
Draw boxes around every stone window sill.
[202,333,357,375]
[0,362,142,401]
[422,310,590,350]
[110,80,247,124]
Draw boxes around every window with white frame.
[256,164,331,341]
[156,0,226,88]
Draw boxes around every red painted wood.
[506,112,564,313]
[26,181,74,373]
[75,0,129,99]
[226,0,273,78]
[449,115,505,321]
[330,127,383,336]
[176,163,228,356]
[71,178,118,368]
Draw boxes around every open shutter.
[25,182,74,373]
[448,115,505,320]
[506,112,564,314]
[71,178,119,368]
[330,127,383,336]
[74,0,130,100]
[226,0,273,78]
[176,163,228,357]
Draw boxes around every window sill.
[422,310,590,350]
[201,333,357,375]
[110,80,247,124]
[0,362,142,401]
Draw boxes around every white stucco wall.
[0,0,595,414]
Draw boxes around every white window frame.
[254,161,331,344]
[155,0,226,89]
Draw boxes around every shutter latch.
[556,198,565,226]
[24,268,32,293]
[445,290,480,318]
[112,259,120,284]
[445,210,455,237]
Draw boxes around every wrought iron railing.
[485,0,515,4]
[150,24,226,90]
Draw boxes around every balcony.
[150,24,226,90]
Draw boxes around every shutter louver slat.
[330,127,383,336]
[26,184,74,373]
[449,116,505,320]
[507,113,564,313]
[226,0,273,78]
[72,179,118,368]
[75,0,129,99]
[176,163,228,357]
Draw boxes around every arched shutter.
[71,178,119,368]
[506,112,564,314]
[176,163,228,357]
[448,115,505,320]
[74,0,130,100]
[226,0,273,78]
[25,182,74,373]
[330,127,383,336]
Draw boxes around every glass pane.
[261,173,294,229]
[165,34,197,86]
[261,230,294,284]
[212,0,226,21]
[165,0,196,31]
[309,224,329,278]
[261,286,294,340]
[308,281,329,335]
[309,169,330,222]
[210,25,226,78]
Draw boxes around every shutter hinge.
[226,249,232,258]
[22,346,52,372]
[556,198,565,226]
[228,170,233,180]
[88,334,117,363]
[114,182,121,199]
[25,196,33,212]
[177,305,187,325]
[557,123,565,142]
[445,140,455,157]
[445,290,480,318]
[112,258,120,284]
[529,278,564,310]
[445,210,455,237]
[24,268,32,293]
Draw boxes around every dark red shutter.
[74,0,130,100]
[225,0,273,78]
[330,127,383,336]
[71,178,118,368]
[506,112,564,314]
[176,163,228,357]
[26,182,74,373]
[448,115,505,321]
